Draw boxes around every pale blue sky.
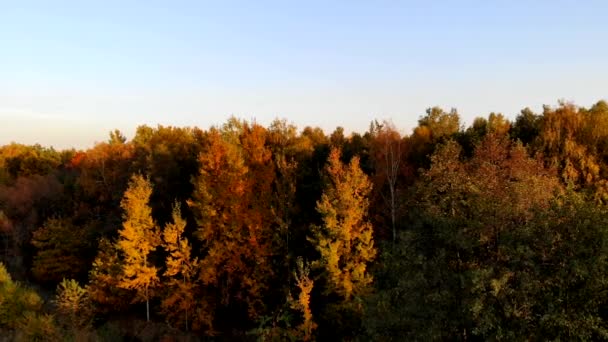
[1,1,607,149]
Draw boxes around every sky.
[1,1,608,149]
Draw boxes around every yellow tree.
[117,174,160,322]
[311,148,376,302]
[290,257,316,341]
[161,203,202,331]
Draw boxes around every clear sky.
[1,1,607,149]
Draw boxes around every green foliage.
[365,136,608,340]
[31,217,90,283]
[87,237,134,314]
[15,312,59,342]
[249,311,299,342]
[0,262,58,341]
[417,107,461,140]
[0,143,62,182]
[0,263,44,329]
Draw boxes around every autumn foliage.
[0,102,607,339]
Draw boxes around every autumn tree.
[54,279,93,331]
[289,257,316,341]
[190,123,274,327]
[311,147,376,301]
[161,203,203,331]
[116,174,160,322]
[267,119,298,257]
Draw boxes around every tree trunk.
[146,286,150,322]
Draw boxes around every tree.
[31,217,90,283]
[161,203,203,331]
[369,120,405,243]
[54,279,93,331]
[116,174,160,322]
[417,106,461,140]
[409,106,461,169]
[108,129,127,145]
[365,135,570,340]
[190,125,274,326]
[511,107,541,145]
[0,262,59,340]
[131,125,203,224]
[87,237,133,315]
[267,119,298,256]
[289,257,316,341]
[310,147,376,301]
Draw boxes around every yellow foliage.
[116,174,160,320]
[161,203,205,331]
[310,148,376,302]
[290,257,316,341]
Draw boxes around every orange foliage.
[190,123,275,321]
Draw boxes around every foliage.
[190,124,275,327]
[289,257,316,341]
[54,278,93,330]
[0,263,44,329]
[31,217,90,283]
[365,135,607,340]
[0,262,58,341]
[161,203,203,331]
[87,237,133,314]
[117,174,161,321]
[2,107,608,339]
[309,147,376,339]
[14,312,59,342]
[311,147,376,301]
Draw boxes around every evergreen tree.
[87,237,133,314]
[31,217,89,283]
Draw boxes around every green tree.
[87,237,133,315]
[0,262,59,341]
[31,217,90,283]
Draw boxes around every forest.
[0,100,607,341]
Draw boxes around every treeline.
[0,100,607,340]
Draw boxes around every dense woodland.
[1,100,607,341]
